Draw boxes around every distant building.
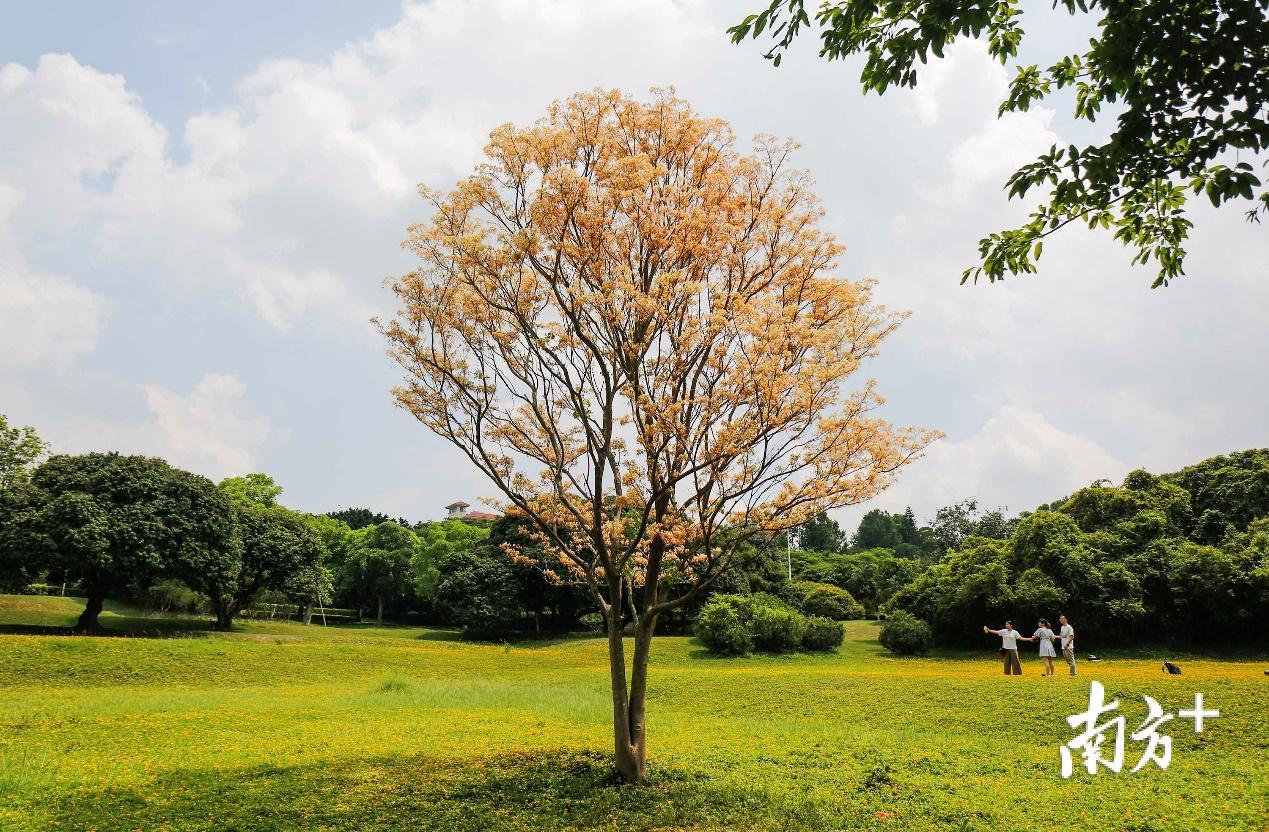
[445,500,500,522]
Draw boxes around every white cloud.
[945,108,1059,193]
[142,374,270,480]
[901,39,1009,127]
[0,265,105,367]
[0,1,1264,522]
[839,406,1125,529]
[0,182,105,367]
[0,51,378,334]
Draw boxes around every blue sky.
[1,1,1265,530]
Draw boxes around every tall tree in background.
[412,518,491,605]
[340,521,416,624]
[218,473,284,507]
[380,89,935,782]
[325,507,402,530]
[184,478,326,630]
[853,508,900,550]
[896,507,920,545]
[0,414,48,489]
[796,511,846,552]
[731,0,1269,286]
[929,498,1016,553]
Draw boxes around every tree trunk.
[376,596,384,626]
[302,603,313,626]
[75,590,106,632]
[606,598,653,784]
[213,598,238,631]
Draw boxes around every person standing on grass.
[1059,614,1077,676]
[1028,618,1058,676]
[983,621,1024,675]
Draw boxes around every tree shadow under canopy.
[47,749,798,832]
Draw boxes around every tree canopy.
[172,475,327,630]
[380,88,935,782]
[217,473,284,507]
[325,507,411,530]
[731,0,1269,287]
[794,511,846,552]
[339,521,417,625]
[0,413,48,489]
[887,450,1269,644]
[13,453,236,630]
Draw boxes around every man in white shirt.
[1058,614,1077,676]
[983,621,1024,675]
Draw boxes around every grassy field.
[0,595,1264,832]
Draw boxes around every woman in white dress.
[1023,618,1058,676]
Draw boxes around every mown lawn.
[0,595,1264,831]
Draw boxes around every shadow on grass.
[46,748,816,832]
[414,628,466,642]
[0,617,217,639]
[450,630,606,649]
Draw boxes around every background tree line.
[3,412,1264,646]
[0,414,597,633]
[779,451,1268,647]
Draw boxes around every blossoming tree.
[380,89,937,783]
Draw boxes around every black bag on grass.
[1163,661,1182,675]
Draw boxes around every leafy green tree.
[0,482,44,592]
[217,473,283,507]
[177,473,330,630]
[795,511,845,552]
[895,507,919,546]
[0,414,48,489]
[1163,449,1269,540]
[485,513,593,633]
[928,499,1016,554]
[731,0,1269,287]
[412,518,490,606]
[433,546,521,630]
[791,580,866,620]
[16,454,235,631]
[340,521,416,624]
[285,563,335,625]
[887,536,1013,643]
[325,507,409,531]
[852,508,899,550]
[831,548,923,614]
[303,513,359,570]
[185,501,324,630]
[888,450,1269,645]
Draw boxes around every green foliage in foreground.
[0,594,1264,831]
[731,0,1269,287]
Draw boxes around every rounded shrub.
[578,612,605,633]
[696,597,753,655]
[135,579,209,615]
[878,610,933,655]
[750,605,806,653]
[801,616,845,651]
[795,581,866,621]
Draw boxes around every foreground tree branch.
[731,0,1269,287]
[379,88,938,783]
